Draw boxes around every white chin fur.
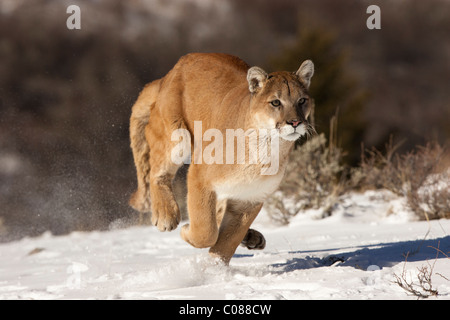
[280,124,306,141]
[281,132,301,141]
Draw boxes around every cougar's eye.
[270,99,281,107]
[298,97,307,105]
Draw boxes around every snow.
[1,190,449,300]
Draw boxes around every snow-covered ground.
[1,190,449,300]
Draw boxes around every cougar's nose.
[287,119,302,128]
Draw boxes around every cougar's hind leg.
[129,119,151,215]
[212,200,266,251]
[129,82,160,215]
[215,199,227,229]
[209,201,263,264]
[148,124,186,232]
[212,199,266,251]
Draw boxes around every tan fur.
[129,53,314,264]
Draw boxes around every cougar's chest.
[214,171,284,203]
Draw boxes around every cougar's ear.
[247,66,268,94]
[296,60,314,89]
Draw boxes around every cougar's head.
[247,60,315,141]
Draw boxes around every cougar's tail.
[129,79,161,212]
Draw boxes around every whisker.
[304,122,317,140]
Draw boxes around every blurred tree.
[270,26,368,165]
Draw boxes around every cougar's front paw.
[240,229,266,250]
[151,198,181,232]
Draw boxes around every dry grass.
[393,242,450,299]
[393,252,439,298]
[350,138,450,220]
[266,129,346,224]
[266,130,449,224]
